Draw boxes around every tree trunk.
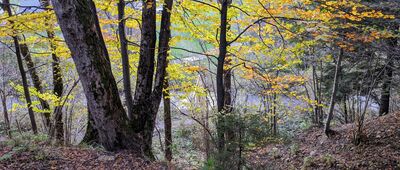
[324,48,343,136]
[216,0,229,155]
[19,44,52,127]
[132,0,173,158]
[118,0,135,120]
[39,0,65,143]
[379,38,395,116]
[132,0,157,157]
[81,107,99,145]
[51,0,140,151]
[343,94,348,124]
[2,0,38,134]
[163,79,172,162]
[0,90,11,137]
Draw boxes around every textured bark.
[157,0,174,162]
[163,79,172,161]
[40,0,65,143]
[51,0,140,151]
[216,1,229,156]
[132,0,173,158]
[132,0,157,158]
[81,108,99,145]
[216,2,229,113]
[118,0,134,120]
[3,0,38,134]
[325,48,343,136]
[379,38,395,116]
[20,44,52,127]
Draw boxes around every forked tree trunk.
[324,48,343,136]
[2,0,38,134]
[51,0,140,151]
[132,0,157,157]
[132,0,173,158]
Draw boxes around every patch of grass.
[290,143,300,155]
[321,154,335,167]
[0,152,13,162]
[301,156,315,170]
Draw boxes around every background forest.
[0,0,399,169]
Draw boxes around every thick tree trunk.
[2,0,38,134]
[163,79,172,162]
[118,0,135,120]
[51,0,140,151]
[132,0,173,158]
[379,38,395,116]
[132,0,157,157]
[324,48,343,136]
[39,0,65,143]
[81,108,99,145]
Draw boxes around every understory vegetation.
[0,0,399,169]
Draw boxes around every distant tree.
[2,0,38,134]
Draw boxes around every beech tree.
[51,0,140,151]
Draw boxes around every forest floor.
[248,112,400,169]
[0,112,399,169]
[0,143,164,169]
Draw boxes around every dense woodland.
[0,0,399,169]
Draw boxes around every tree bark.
[324,48,343,136]
[2,0,38,134]
[118,0,135,120]
[163,79,172,162]
[132,0,173,158]
[343,94,348,124]
[51,0,140,151]
[39,0,65,143]
[157,0,174,162]
[19,44,52,127]
[132,0,157,157]
[216,1,229,113]
[81,107,99,145]
[216,1,229,156]
[379,38,395,116]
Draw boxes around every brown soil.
[248,112,400,169]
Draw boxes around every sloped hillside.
[0,146,164,169]
[248,112,400,169]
